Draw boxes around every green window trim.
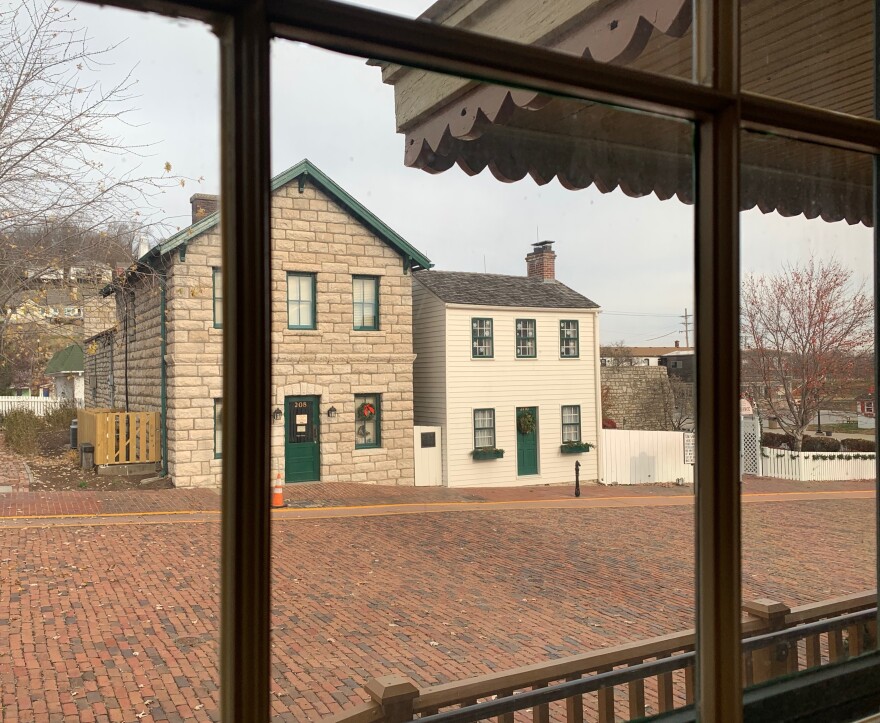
[287,272,317,329]
[562,405,581,443]
[560,320,579,358]
[516,318,537,358]
[473,408,496,449]
[355,393,381,449]
[212,267,223,329]
[471,317,494,358]
[353,275,379,330]
[214,398,223,459]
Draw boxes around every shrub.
[4,408,45,455]
[761,432,796,449]
[602,418,618,429]
[801,435,841,452]
[44,401,77,431]
[841,437,876,452]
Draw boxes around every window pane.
[270,41,694,723]
[740,130,876,691]
[9,6,224,723]
[741,1,872,117]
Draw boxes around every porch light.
[327,406,337,419]
[272,407,282,422]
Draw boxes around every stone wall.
[84,329,116,409]
[114,281,163,414]
[82,295,116,338]
[162,178,416,488]
[602,366,674,431]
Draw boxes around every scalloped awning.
[381,0,873,225]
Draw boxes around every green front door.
[285,396,320,482]
[516,406,539,476]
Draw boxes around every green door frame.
[284,395,321,482]
[516,406,539,476]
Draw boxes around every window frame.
[352,275,379,331]
[68,0,880,718]
[471,317,494,358]
[561,405,581,443]
[515,318,537,358]
[286,271,317,330]
[559,320,579,358]
[473,408,496,449]
[354,393,381,449]
[213,267,223,329]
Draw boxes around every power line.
[603,310,683,318]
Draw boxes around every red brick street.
[0,484,875,722]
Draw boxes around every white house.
[45,344,85,405]
[412,241,602,487]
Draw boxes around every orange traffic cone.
[271,472,286,509]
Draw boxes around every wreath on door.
[357,402,376,421]
[517,410,536,434]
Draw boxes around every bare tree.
[600,340,637,366]
[741,256,874,450]
[0,0,190,383]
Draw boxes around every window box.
[560,441,593,453]
[472,447,504,460]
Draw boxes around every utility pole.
[681,308,691,347]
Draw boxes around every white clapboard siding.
[0,397,67,416]
[602,429,694,485]
[761,447,875,481]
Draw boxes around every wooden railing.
[77,408,161,465]
[326,591,877,723]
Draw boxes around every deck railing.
[77,408,161,466]
[326,591,877,723]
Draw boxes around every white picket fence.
[761,447,876,481]
[601,429,694,485]
[0,396,67,416]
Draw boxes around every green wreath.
[517,410,536,434]
[357,402,376,421]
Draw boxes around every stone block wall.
[163,178,416,488]
[82,295,116,338]
[84,329,116,409]
[114,281,163,414]
[602,366,674,431]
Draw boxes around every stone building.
[85,159,431,488]
[601,366,675,431]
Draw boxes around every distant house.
[857,388,875,429]
[85,159,431,488]
[412,241,601,487]
[45,344,84,404]
[600,343,693,368]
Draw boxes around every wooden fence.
[325,591,876,723]
[0,396,66,417]
[761,447,876,481]
[601,429,694,485]
[77,409,161,465]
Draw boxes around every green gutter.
[160,279,169,477]
[147,158,433,271]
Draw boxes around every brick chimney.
[190,193,219,224]
[675,340,680,348]
[526,240,556,281]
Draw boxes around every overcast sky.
[64,1,873,345]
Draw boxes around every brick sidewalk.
[0,497,874,722]
[0,474,874,518]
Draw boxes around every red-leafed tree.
[741,257,874,450]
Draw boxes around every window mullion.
[219,2,272,722]
[695,0,742,720]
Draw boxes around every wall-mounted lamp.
[272,407,282,422]
[327,406,337,419]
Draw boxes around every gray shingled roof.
[414,270,599,309]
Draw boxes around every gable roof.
[45,344,84,375]
[142,159,431,271]
[414,270,599,309]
